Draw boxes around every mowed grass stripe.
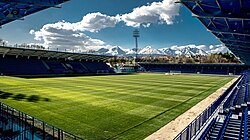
[110,77,232,140]
[26,77,222,98]
[20,80,209,107]
[0,74,233,140]
[27,75,221,98]
[31,74,223,87]
[13,77,212,103]
[0,76,229,114]
[33,75,223,87]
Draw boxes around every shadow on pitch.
[0,91,50,102]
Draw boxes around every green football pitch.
[0,74,233,140]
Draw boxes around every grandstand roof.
[0,0,69,26]
[138,62,245,66]
[0,46,111,61]
[178,0,250,65]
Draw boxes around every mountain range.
[86,44,229,57]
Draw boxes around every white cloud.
[30,0,181,50]
[30,12,120,40]
[29,29,35,35]
[29,12,121,50]
[75,12,120,32]
[30,23,107,51]
[120,0,180,27]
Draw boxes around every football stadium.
[0,0,250,140]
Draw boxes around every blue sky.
[0,0,221,50]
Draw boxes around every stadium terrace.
[1,0,250,140]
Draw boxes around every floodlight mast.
[133,29,140,63]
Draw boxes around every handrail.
[174,75,242,140]
[223,85,239,109]
[238,108,245,139]
[216,111,232,140]
[233,75,245,106]
[0,102,83,140]
[243,107,248,140]
[199,117,217,139]
[245,79,249,102]
[223,75,244,109]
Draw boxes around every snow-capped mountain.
[96,48,109,55]
[159,48,179,56]
[105,46,126,56]
[179,46,208,56]
[208,44,229,54]
[138,46,162,55]
[86,44,229,56]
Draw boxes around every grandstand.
[1,0,250,140]
[174,73,249,140]
[139,63,250,75]
[0,46,114,76]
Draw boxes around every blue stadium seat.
[0,56,114,75]
[175,73,250,140]
[44,60,69,74]
[0,56,50,75]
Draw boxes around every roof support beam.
[212,31,225,39]
[0,0,69,7]
[70,55,81,60]
[208,29,250,36]
[40,52,55,58]
[15,50,24,57]
[193,14,250,20]
[239,0,243,9]
[200,3,219,9]
[224,18,230,29]
[2,48,10,57]
[37,52,50,58]
[0,46,112,61]
[52,53,66,58]
[215,0,222,11]
[221,39,250,44]
[207,19,217,28]
[180,0,250,65]
[195,1,205,12]
[0,16,24,21]
[176,0,203,3]
[0,0,69,26]
[225,44,250,50]
[58,54,75,59]
[242,19,244,29]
